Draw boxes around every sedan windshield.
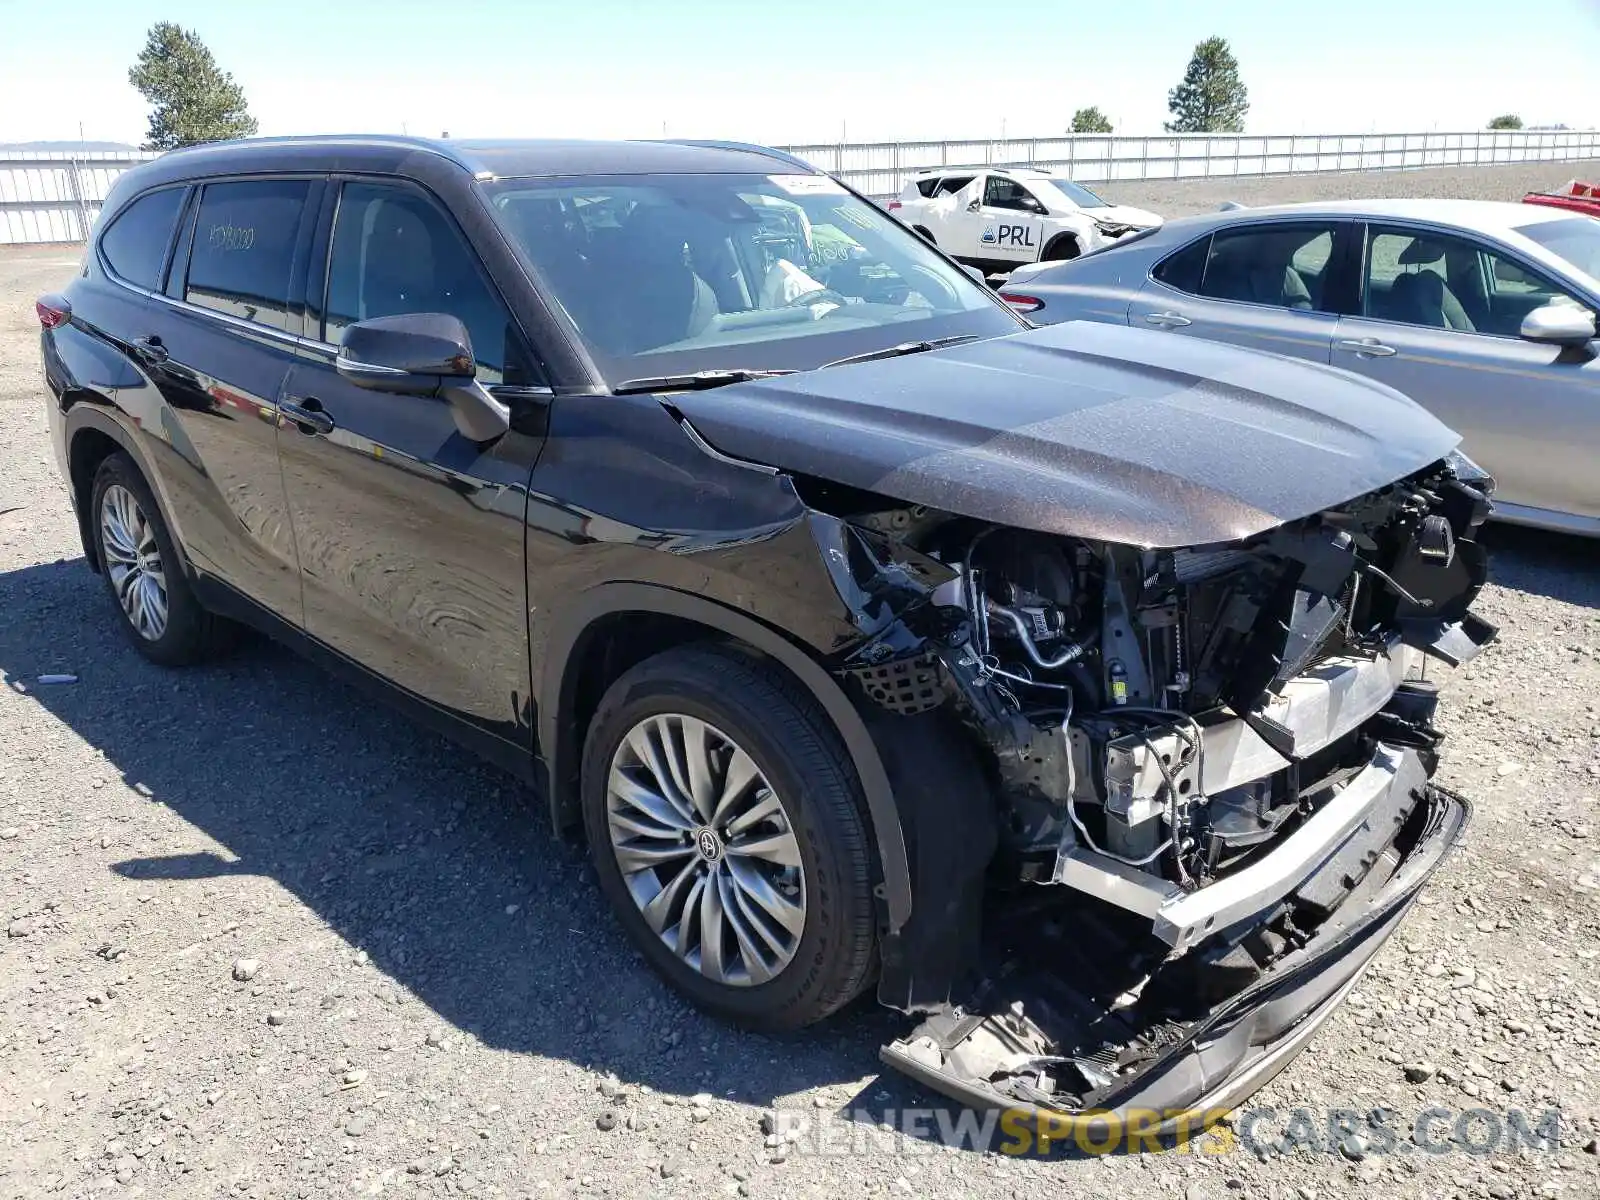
[1517,216,1600,284]
[1046,178,1108,209]
[483,172,1019,383]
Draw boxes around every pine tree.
[129,23,258,150]
[1071,107,1114,134]
[1165,37,1249,134]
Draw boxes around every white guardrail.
[4,130,1599,245]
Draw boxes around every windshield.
[1517,216,1600,285]
[1046,178,1109,209]
[483,172,1019,382]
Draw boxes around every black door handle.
[280,398,335,436]
[131,335,168,365]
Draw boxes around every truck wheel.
[1044,235,1081,261]
[581,644,878,1030]
[912,226,935,243]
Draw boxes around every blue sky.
[0,0,1594,146]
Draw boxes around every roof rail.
[656,139,821,174]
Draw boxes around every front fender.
[539,580,914,934]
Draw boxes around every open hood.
[666,321,1460,548]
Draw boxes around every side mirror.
[336,313,510,441]
[961,264,989,287]
[1519,302,1597,348]
[966,198,982,213]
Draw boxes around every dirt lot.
[4,160,1600,1200]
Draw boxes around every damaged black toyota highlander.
[41,137,1494,1127]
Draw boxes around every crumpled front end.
[797,450,1495,1118]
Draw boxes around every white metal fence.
[0,150,158,245]
[779,129,1600,199]
[4,130,1599,244]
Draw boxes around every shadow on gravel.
[0,555,915,1112]
[1481,525,1600,608]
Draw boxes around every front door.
[960,175,1045,266]
[1332,223,1600,523]
[275,178,551,753]
[1132,220,1349,364]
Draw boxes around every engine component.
[986,599,1092,670]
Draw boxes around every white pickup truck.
[887,166,1162,274]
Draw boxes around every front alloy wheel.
[606,714,806,986]
[99,483,169,641]
[581,645,877,1030]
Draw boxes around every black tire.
[581,644,877,1030]
[1043,234,1081,262]
[912,225,935,244]
[90,452,234,666]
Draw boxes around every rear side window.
[933,175,975,197]
[324,182,533,385]
[914,178,939,198]
[1153,235,1210,293]
[1197,223,1340,311]
[99,188,186,290]
[185,180,311,332]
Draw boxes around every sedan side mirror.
[336,313,510,442]
[1519,302,1597,348]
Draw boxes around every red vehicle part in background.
[1523,180,1600,218]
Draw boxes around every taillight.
[999,291,1044,315]
[886,200,902,210]
[36,295,71,329]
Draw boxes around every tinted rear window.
[185,180,311,331]
[99,188,185,290]
[1153,235,1210,293]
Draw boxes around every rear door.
[275,176,551,757]
[1131,220,1352,363]
[116,177,320,623]
[1332,223,1600,523]
[921,174,977,251]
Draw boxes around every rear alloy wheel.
[90,452,233,666]
[581,645,877,1030]
[99,482,169,643]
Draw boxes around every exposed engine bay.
[815,453,1495,1116]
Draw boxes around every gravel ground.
[1098,159,1600,217]
[4,160,1600,1200]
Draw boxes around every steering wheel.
[783,287,850,309]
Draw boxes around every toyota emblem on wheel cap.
[695,828,723,862]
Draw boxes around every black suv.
[40,135,1496,1125]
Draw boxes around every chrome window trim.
[105,273,323,355]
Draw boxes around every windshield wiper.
[821,334,983,370]
[612,369,795,395]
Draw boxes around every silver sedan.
[1002,199,1600,536]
